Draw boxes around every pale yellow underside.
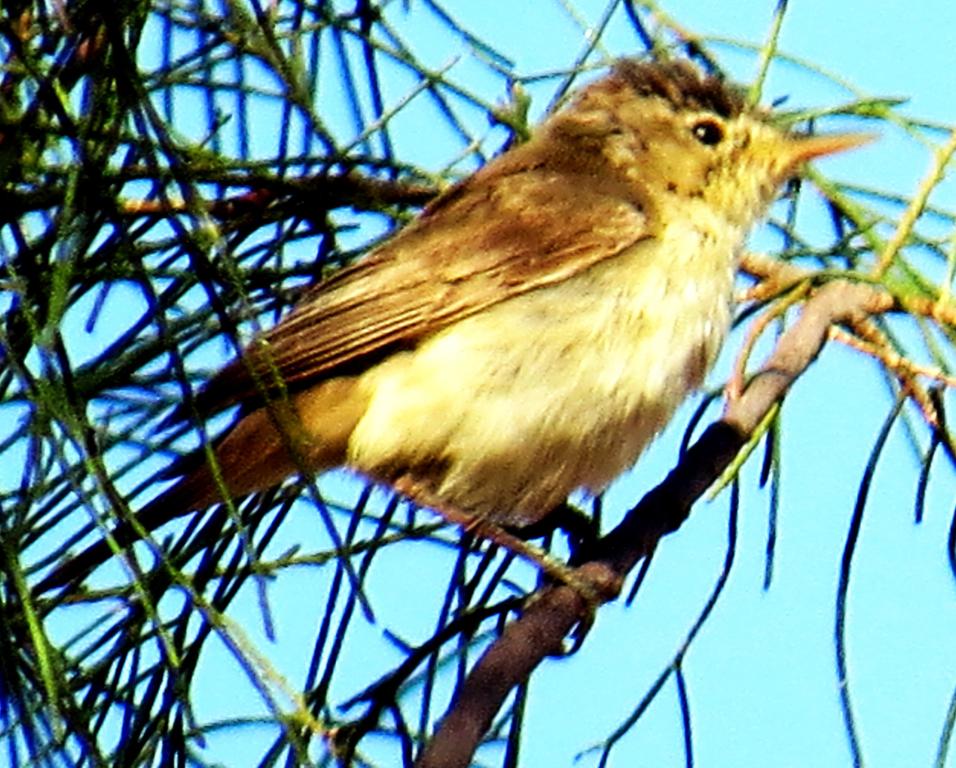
[344,204,740,525]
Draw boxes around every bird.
[38,58,869,592]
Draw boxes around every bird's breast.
[347,216,739,526]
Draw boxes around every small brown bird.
[41,59,868,591]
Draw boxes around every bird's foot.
[393,478,615,610]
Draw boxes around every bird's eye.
[691,118,724,146]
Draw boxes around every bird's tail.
[33,468,227,594]
[34,378,365,594]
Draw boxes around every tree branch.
[416,279,886,768]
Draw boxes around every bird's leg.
[392,477,607,608]
[510,501,598,563]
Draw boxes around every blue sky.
[13,1,956,766]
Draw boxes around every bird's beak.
[782,131,875,171]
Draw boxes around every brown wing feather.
[196,138,653,416]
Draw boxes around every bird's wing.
[196,153,652,415]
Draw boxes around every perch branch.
[416,279,887,768]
